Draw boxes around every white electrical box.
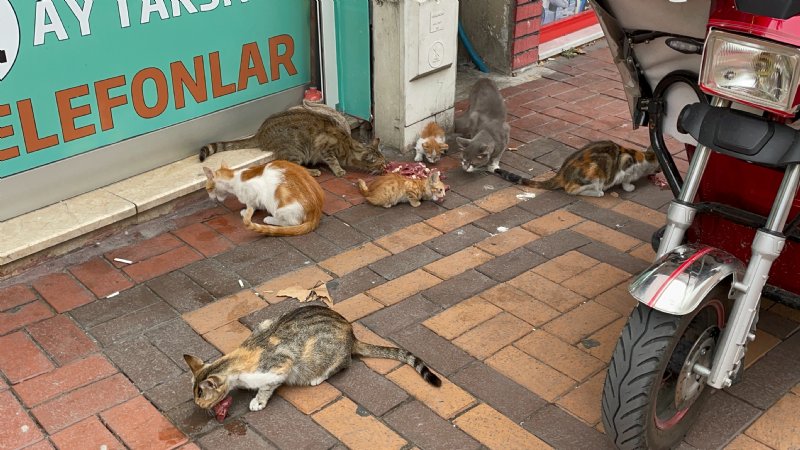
[413,0,457,79]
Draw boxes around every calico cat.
[184,305,441,419]
[414,121,448,164]
[357,170,447,208]
[495,141,660,197]
[454,78,510,173]
[203,160,324,236]
[199,109,385,177]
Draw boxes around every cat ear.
[201,375,224,390]
[219,160,230,170]
[371,138,381,149]
[183,354,205,375]
[456,137,471,148]
[202,167,214,181]
[429,170,441,183]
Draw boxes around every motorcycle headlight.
[700,29,800,114]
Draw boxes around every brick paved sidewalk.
[2,41,800,450]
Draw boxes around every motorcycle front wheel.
[601,287,728,449]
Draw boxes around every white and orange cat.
[414,122,448,164]
[357,170,447,208]
[203,160,324,236]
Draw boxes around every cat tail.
[493,168,562,190]
[352,341,441,387]
[242,208,320,237]
[356,179,370,196]
[199,136,261,162]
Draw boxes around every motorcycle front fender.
[629,244,745,316]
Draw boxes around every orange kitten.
[358,170,446,208]
[414,122,448,164]
[203,160,324,236]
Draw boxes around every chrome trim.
[629,244,745,316]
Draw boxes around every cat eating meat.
[184,306,441,421]
[358,170,447,208]
[203,160,324,236]
[495,140,660,197]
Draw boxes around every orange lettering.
[268,34,297,81]
[0,104,18,161]
[172,56,208,109]
[132,67,169,119]
[95,75,128,131]
[238,42,268,91]
[209,51,236,98]
[18,99,59,153]
[55,84,96,142]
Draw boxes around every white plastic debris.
[113,258,133,265]
[496,226,509,233]
[20,425,29,433]
[106,292,120,299]
[238,280,244,288]
[483,184,496,191]
[516,192,537,200]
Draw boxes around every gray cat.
[454,78,510,173]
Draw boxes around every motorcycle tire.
[601,285,729,450]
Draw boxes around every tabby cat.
[199,109,385,177]
[357,170,447,208]
[203,160,324,236]
[184,306,441,419]
[454,78,510,173]
[495,141,660,197]
[414,121,448,164]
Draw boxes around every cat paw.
[333,168,346,177]
[264,216,280,225]
[410,201,421,207]
[240,209,248,218]
[307,169,322,177]
[622,183,635,192]
[249,398,267,412]
[309,377,326,386]
[414,153,423,162]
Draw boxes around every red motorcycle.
[591,0,800,448]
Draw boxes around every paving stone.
[472,206,535,233]
[166,400,224,437]
[205,212,262,245]
[436,190,472,210]
[0,300,53,335]
[0,331,54,383]
[421,269,496,308]
[522,209,584,236]
[70,284,159,328]
[123,246,204,283]
[351,207,424,239]
[556,372,605,425]
[0,284,37,311]
[425,204,489,233]
[479,283,561,326]
[0,391,44,450]
[453,312,532,360]
[146,271,216,314]
[281,232,342,262]
[213,237,293,270]
[89,301,178,347]
[366,269,441,306]
[50,416,123,450]
[573,221,642,253]
[312,397,406,449]
[516,191,578,216]
[525,229,591,259]
[245,396,337,450]
[578,241,649,274]
[452,175,513,201]
[475,227,540,256]
[278,382,341,415]
[451,361,547,423]
[374,222,443,254]
[543,301,620,345]
[424,224,492,256]
[384,401,481,450]
[360,295,440,336]
[32,273,94,313]
[239,298,323,330]
[334,202,389,224]
[516,330,605,382]
[68,257,134,298]
[523,404,614,449]
[314,216,371,249]
[387,365,475,419]
[172,222,234,257]
[616,219,658,243]
[567,200,632,227]
[327,361,408,416]
[145,371,194,411]
[234,248,311,285]
[423,296,502,340]
[684,391,762,449]
[13,354,116,407]
[622,183,674,210]
[726,434,772,450]
[27,314,98,365]
[197,423,276,449]
[204,321,251,353]
[183,291,266,335]
[389,323,474,376]
[531,250,598,283]
[327,267,387,302]
[332,294,383,322]
[562,263,631,299]
[368,245,440,280]
[320,243,391,277]
[255,266,334,304]
[517,137,570,160]
[31,373,138,434]
[424,247,494,280]
[106,337,183,390]
[454,403,549,449]
[101,396,187,450]
[611,200,667,227]
[106,233,184,267]
[745,391,800,450]
[476,247,546,282]
[727,336,800,410]
[180,258,248,300]
[487,346,575,402]
[757,309,800,339]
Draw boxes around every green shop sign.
[0,0,310,177]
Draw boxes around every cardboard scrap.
[276,281,332,308]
